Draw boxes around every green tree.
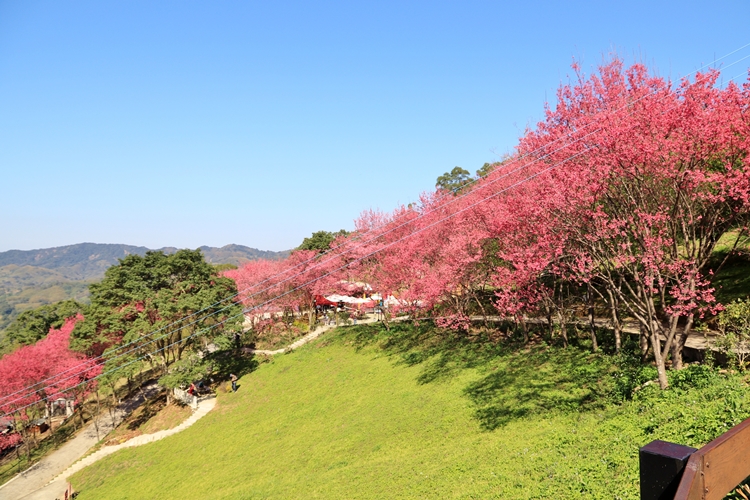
[2,299,85,350]
[476,162,496,178]
[717,298,750,370]
[297,230,350,253]
[72,250,242,373]
[213,263,238,273]
[436,166,472,194]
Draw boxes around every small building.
[0,417,14,434]
[27,418,49,436]
[45,398,75,419]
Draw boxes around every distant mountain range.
[0,243,288,332]
[0,243,287,282]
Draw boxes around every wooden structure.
[640,417,750,499]
[27,418,49,436]
[45,397,75,419]
[640,440,697,499]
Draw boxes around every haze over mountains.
[0,243,288,332]
[0,243,287,281]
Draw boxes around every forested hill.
[0,243,287,281]
[0,243,288,334]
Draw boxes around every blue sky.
[1,1,749,252]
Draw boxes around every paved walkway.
[20,397,218,500]
[477,315,721,351]
[0,383,159,500]
[251,316,379,356]
[1,317,364,499]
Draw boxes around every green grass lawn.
[70,324,750,499]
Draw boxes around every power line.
[0,146,594,420]
[2,47,749,415]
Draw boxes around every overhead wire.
[0,145,593,420]
[2,48,750,416]
[3,50,749,411]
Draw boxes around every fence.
[172,388,212,410]
[640,417,750,499]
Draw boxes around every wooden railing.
[640,417,750,499]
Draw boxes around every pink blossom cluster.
[225,58,750,386]
[0,315,101,449]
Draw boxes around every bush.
[668,363,716,390]
[609,351,658,402]
[716,298,750,369]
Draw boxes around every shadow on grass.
[462,348,607,430]
[339,322,612,430]
[127,394,167,430]
[711,253,750,304]
[207,349,259,381]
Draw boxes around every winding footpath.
[0,383,160,500]
[1,317,371,499]
[250,317,372,355]
[20,398,217,500]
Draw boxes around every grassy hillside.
[0,264,90,332]
[70,324,750,499]
[0,264,73,291]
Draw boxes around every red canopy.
[315,295,337,307]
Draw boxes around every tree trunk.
[640,329,650,362]
[111,390,118,426]
[670,279,696,370]
[556,309,568,347]
[519,314,529,344]
[587,284,598,352]
[650,323,669,389]
[474,295,490,328]
[381,308,391,331]
[672,314,693,371]
[546,308,554,338]
[606,288,621,353]
[78,401,85,429]
[94,390,101,441]
[613,320,622,353]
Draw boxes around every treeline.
[0,249,242,455]
[226,58,750,390]
[2,58,749,451]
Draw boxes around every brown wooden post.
[640,440,697,499]
[674,417,750,499]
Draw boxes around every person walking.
[188,382,198,408]
[230,374,238,393]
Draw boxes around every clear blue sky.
[1,1,749,252]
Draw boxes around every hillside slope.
[69,325,750,499]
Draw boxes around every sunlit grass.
[69,324,750,499]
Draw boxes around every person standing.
[230,373,238,393]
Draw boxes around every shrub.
[716,298,750,370]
